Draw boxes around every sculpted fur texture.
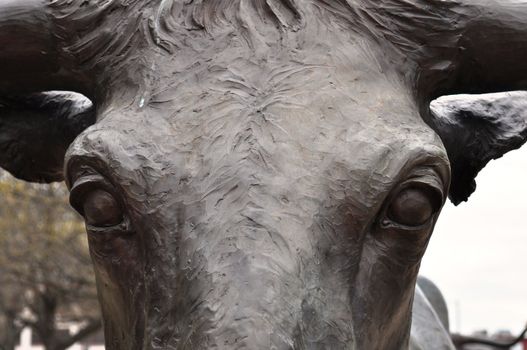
[1,0,527,349]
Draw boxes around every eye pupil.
[83,189,123,227]
[388,187,439,226]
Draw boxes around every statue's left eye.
[82,189,123,227]
[387,186,441,227]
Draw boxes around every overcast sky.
[420,144,527,336]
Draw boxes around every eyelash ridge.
[376,169,446,231]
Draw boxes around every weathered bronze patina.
[1,1,527,349]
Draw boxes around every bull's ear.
[0,92,95,183]
[430,91,527,205]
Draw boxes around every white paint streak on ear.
[430,91,527,205]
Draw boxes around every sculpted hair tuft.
[150,0,305,52]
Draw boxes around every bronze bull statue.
[1,0,527,349]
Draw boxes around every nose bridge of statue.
[1,1,527,349]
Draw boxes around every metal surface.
[1,1,527,349]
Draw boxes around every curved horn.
[354,0,527,104]
[0,1,88,94]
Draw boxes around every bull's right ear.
[429,91,527,205]
[0,92,96,183]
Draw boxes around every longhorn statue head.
[1,0,527,349]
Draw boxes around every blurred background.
[0,170,102,350]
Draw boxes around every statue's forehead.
[67,102,448,188]
[70,41,448,187]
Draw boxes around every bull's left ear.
[429,91,527,205]
[0,92,96,183]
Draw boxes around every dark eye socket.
[387,186,442,227]
[82,189,123,227]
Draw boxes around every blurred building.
[461,329,524,350]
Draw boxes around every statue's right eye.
[69,174,125,229]
[82,189,123,227]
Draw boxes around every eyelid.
[379,168,446,231]
[400,168,446,203]
[69,174,118,215]
[65,155,113,190]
